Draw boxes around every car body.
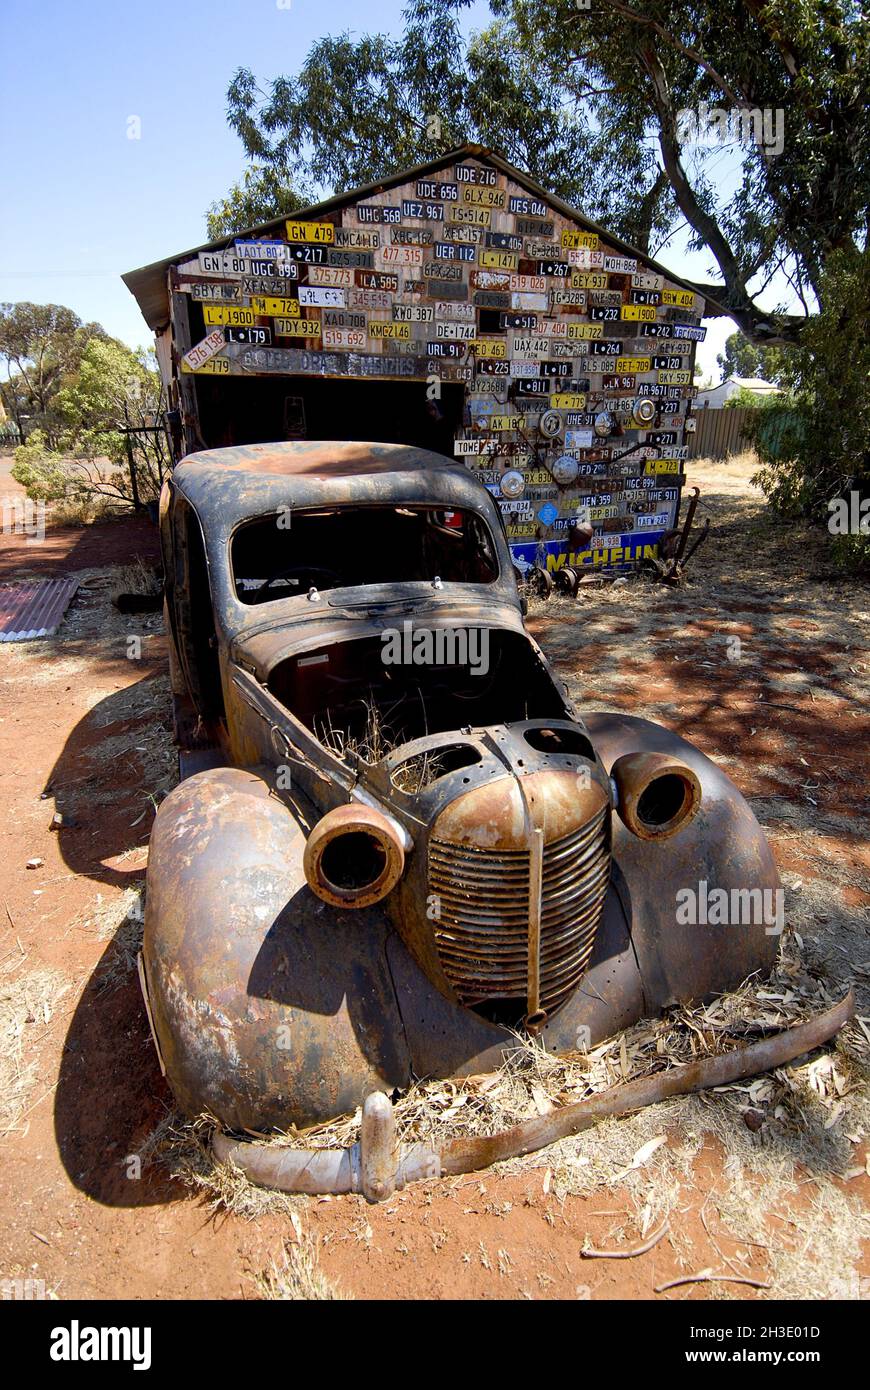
[141,440,780,1131]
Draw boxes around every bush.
[752,245,870,563]
[11,431,85,504]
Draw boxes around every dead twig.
[655,1269,771,1292]
[582,1218,670,1259]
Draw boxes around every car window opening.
[231,505,499,603]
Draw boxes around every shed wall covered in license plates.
[123,145,713,576]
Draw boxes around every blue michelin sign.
[511,531,666,576]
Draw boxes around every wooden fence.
[688,406,753,460]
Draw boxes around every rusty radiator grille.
[429,807,610,1017]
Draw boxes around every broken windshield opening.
[231,505,499,604]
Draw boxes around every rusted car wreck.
[141,440,849,1200]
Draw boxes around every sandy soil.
[0,455,867,1301]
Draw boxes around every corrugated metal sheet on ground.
[0,578,79,642]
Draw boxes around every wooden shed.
[123,144,710,575]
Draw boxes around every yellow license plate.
[566,323,603,339]
[250,296,300,317]
[570,272,607,290]
[275,319,322,337]
[661,289,695,307]
[202,305,257,326]
[470,340,507,358]
[181,355,230,374]
[479,250,519,270]
[448,204,491,227]
[616,357,651,373]
[550,393,587,409]
[621,305,656,321]
[369,322,410,339]
[560,230,599,250]
[490,415,522,430]
[657,369,691,384]
[654,458,681,474]
[286,220,335,244]
[461,186,506,208]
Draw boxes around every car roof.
[175,440,459,480]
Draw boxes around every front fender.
[585,713,780,1010]
[142,766,411,1130]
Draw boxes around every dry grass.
[92,883,146,992]
[0,965,69,1135]
[111,557,162,602]
[252,1234,349,1301]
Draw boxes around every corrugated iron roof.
[122,143,729,331]
[0,578,79,642]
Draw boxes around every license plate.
[661,289,695,308]
[190,282,242,302]
[182,330,225,370]
[298,286,345,308]
[621,304,656,321]
[286,220,334,244]
[393,305,434,322]
[550,393,587,410]
[479,250,519,270]
[435,321,476,339]
[463,186,506,208]
[486,232,522,251]
[671,323,707,341]
[566,323,603,339]
[416,180,459,201]
[657,369,691,384]
[632,271,664,291]
[355,270,398,292]
[560,230,599,250]
[356,204,402,225]
[307,267,354,288]
[447,204,491,227]
[369,321,411,339]
[510,337,550,358]
[202,305,257,326]
[570,273,607,290]
[223,326,271,345]
[274,319,322,337]
[334,228,380,249]
[616,357,652,373]
[181,353,230,375]
[471,339,507,358]
[250,295,300,317]
[490,415,523,430]
[510,274,546,292]
[322,328,367,349]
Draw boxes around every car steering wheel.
[256,565,344,594]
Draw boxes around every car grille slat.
[430,807,611,1017]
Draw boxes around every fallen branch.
[655,1270,771,1292]
[581,1218,670,1259]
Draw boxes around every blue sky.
[1,0,771,381]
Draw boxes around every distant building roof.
[695,375,783,408]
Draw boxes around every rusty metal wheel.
[555,565,580,598]
[530,565,554,599]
